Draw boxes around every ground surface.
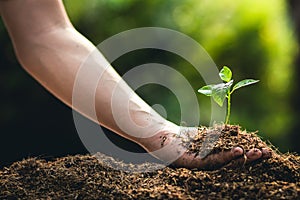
[0,126,299,199]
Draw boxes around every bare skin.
[0,0,271,169]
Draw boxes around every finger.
[245,148,263,162]
[193,147,244,170]
[227,148,262,167]
[261,148,273,158]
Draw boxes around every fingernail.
[233,147,243,156]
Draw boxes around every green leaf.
[232,79,259,92]
[211,80,233,106]
[219,66,232,82]
[212,88,227,106]
[198,85,213,96]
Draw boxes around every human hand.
[138,126,272,170]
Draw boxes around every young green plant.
[198,66,259,124]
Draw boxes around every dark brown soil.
[186,125,267,154]
[179,125,272,170]
[0,125,299,199]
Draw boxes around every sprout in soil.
[198,66,259,124]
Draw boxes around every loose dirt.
[0,125,299,199]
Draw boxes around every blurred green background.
[0,0,299,165]
[64,0,298,151]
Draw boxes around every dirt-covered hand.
[172,146,272,170]
[139,125,272,170]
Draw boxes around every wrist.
[136,121,180,152]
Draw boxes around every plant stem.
[225,91,231,124]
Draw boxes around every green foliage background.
[64,0,297,152]
[0,0,298,155]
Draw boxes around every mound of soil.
[0,125,299,199]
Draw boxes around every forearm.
[20,28,177,140]
[0,0,178,147]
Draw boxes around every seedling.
[198,66,259,124]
